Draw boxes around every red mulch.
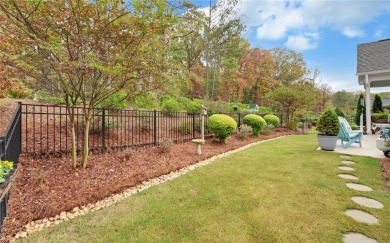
[0,98,42,135]
[381,158,390,191]
[0,128,297,240]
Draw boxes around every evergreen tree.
[372,94,384,113]
[335,107,345,117]
[355,93,366,126]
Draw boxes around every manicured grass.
[20,135,390,242]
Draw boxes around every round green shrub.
[132,92,158,109]
[186,100,202,113]
[99,90,128,109]
[316,109,339,135]
[162,98,180,116]
[243,114,266,137]
[263,114,280,127]
[208,114,237,144]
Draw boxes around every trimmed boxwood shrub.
[208,114,237,144]
[316,109,339,135]
[243,114,266,137]
[263,114,280,127]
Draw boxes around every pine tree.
[335,107,345,117]
[372,94,384,113]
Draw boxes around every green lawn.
[20,135,390,242]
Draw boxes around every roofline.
[357,68,390,76]
[357,38,390,47]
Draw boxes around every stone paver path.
[346,183,373,192]
[344,209,379,224]
[338,166,355,171]
[338,174,358,180]
[352,197,384,209]
[336,157,383,243]
[342,160,356,165]
[343,233,378,243]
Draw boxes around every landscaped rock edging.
[12,135,287,240]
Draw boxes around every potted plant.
[316,109,340,151]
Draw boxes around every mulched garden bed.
[381,158,390,191]
[1,128,297,240]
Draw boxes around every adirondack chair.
[338,123,362,148]
[338,117,363,136]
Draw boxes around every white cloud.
[321,73,362,92]
[342,26,365,38]
[256,8,304,39]
[239,0,390,48]
[285,34,318,51]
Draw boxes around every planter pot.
[317,134,338,151]
[376,138,390,157]
[377,138,386,151]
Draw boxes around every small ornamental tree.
[0,0,178,168]
[316,109,339,135]
[243,114,266,137]
[372,94,384,113]
[263,114,280,127]
[334,107,345,118]
[208,114,237,144]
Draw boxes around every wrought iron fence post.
[0,136,4,161]
[153,110,157,145]
[16,102,22,166]
[102,108,106,152]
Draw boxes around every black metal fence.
[20,104,287,157]
[0,102,22,164]
[0,102,22,235]
[21,104,218,157]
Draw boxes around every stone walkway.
[338,155,383,243]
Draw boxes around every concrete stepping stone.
[346,183,372,192]
[352,196,384,209]
[338,166,355,171]
[344,209,378,224]
[338,174,358,180]
[340,155,352,159]
[342,160,356,165]
[343,233,378,243]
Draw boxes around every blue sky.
[190,0,390,93]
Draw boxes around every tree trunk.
[69,107,77,168]
[82,118,90,169]
[70,121,77,168]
